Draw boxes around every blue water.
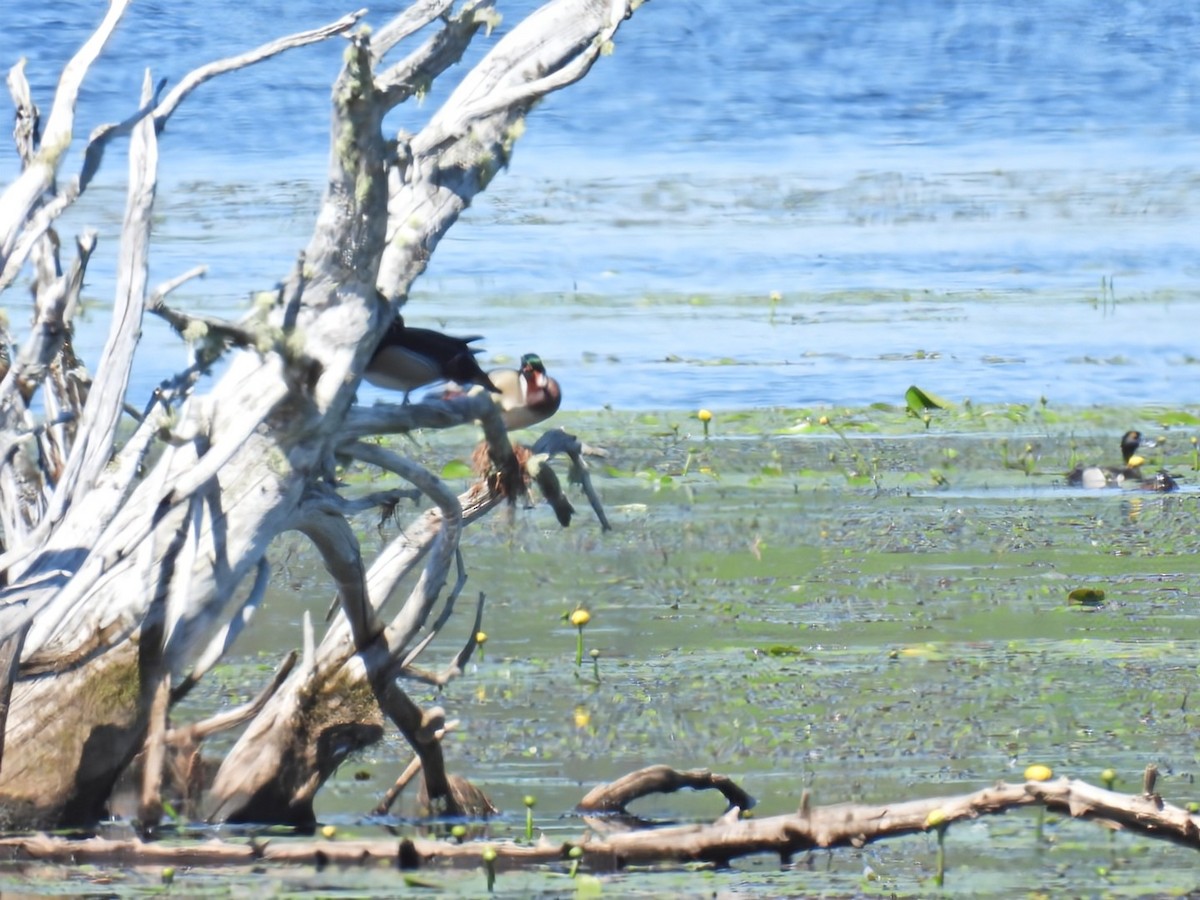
[2,1,1198,411]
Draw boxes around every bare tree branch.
[374,2,492,111]
[0,0,132,267]
[151,10,368,129]
[294,507,383,650]
[45,72,160,523]
[371,0,456,60]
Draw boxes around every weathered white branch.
[414,0,626,158]
[344,441,461,656]
[45,72,159,523]
[374,1,491,109]
[169,649,297,742]
[377,0,636,300]
[0,230,95,417]
[371,0,456,60]
[398,549,467,669]
[152,10,368,128]
[400,589,485,687]
[172,558,270,697]
[0,0,132,267]
[0,102,161,295]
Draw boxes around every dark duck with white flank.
[364,316,499,398]
[487,353,562,430]
[1067,430,1144,489]
[1066,430,1178,491]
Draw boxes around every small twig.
[148,266,208,307]
[340,488,424,516]
[375,755,424,816]
[398,590,486,688]
[149,292,270,359]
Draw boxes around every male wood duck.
[364,316,499,398]
[487,353,562,430]
[1065,430,1177,490]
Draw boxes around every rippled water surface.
[2,0,1198,411]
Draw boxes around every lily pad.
[440,459,474,479]
[905,385,952,415]
[1068,588,1106,607]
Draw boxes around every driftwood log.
[0,766,1194,881]
[0,0,632,830]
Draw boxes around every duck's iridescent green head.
[520,353,546,375]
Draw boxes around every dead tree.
[0,0,635,829]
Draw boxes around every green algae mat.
[12,402,1198,897]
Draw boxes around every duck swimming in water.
[364,316,499,398]
[1067,430,1178,491]
[1067,430,1144,489]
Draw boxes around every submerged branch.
[5,772,1199,871]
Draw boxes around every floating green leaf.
[1158,411,1200,427]
[440,459,473,479]
[1068,588,1106,607]
[905,385,952,415]
[762,644,804,657]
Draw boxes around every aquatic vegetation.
[14,402,1189,894]
[326,402,1200,888]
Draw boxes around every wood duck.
[487,353,562,430]
[364,316,499,398]
[1066,430,1147,489]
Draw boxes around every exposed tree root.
[0,766,1196,875]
